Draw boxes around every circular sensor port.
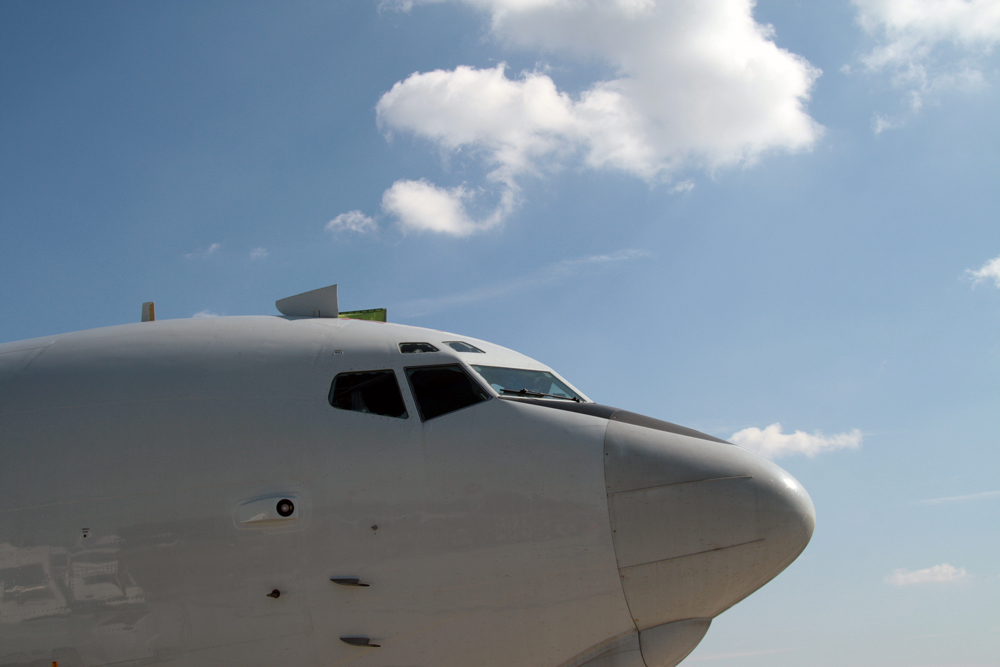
[276,499,295,518]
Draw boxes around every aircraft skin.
[0,313,815,667]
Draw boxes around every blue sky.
[2,1,999,665]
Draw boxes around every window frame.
[398,342,440,354]
[442,341,485,354]
[403,362,492,422]
[469,364,584,402]
[328,368,410,420]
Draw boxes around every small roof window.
[443,341,484,353]
[399,342,439,354]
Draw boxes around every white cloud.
[381,178,515,235]
[376,0,822,234]
[192,310,221,318]
[885,563,970,586]
[183,243,221,260]
[249,246,268,259]
[853,0,1000,115]
[395,248,649,316]
[967,254,1000,288]
[731,422,863,459]
[872,112,904,134]
[325,210,378,234]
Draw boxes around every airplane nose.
[602,414,815,666]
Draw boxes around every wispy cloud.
[852,0,1000,128]
[885,563,970,586]
[966,254,1000,288]
[394,249,650,317]
[872,112,904,134]
[669,180,695,194]
[326,210,377,234]
[183,243,221,260]
[249,246,268,260]
[919,490,1000,506]
[731,422,862,459]
[192,310,221,318]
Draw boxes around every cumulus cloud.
[381,178,516,235]
[249,246,268,259]
[376,0,822,234]
[854,0,1000,117]
[967,254,1000,288]
[183,243,221,260]
[885,563,970,586]
[192,310,221,318]
[325,210,378,234]
[731,422,863,459]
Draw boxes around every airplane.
[0,284,815,667]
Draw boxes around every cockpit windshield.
[470,365,583,402]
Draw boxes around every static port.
[276,499,295,517]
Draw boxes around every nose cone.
[604,415,815,631]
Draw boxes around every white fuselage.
[0,316,814,667]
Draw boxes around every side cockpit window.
[329,370,408,419]
[405,365,489,420]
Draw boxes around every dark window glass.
[405,365,490,420]
[329,370,408,419]
[399,342,439,354]
[443,341,485,353]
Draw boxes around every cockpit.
[329,340,586,422]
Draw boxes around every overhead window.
[443,341,485,353]
[399,342,439,354]
[329,370,408,419]
[405,365,490,420]
[471,365,583,402]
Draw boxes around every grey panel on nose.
[561,632,645,667]
[609,477,758,569]
[605,420,751,495]
[564,620,712,667]
[604,418,816,630]
[639,619,712,667]
[620,541,772,629]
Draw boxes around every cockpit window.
[405,364,490,420]
[471,365,583,402]
[329,370,408,419]
[399,342,439,354]
[443,341,485,353]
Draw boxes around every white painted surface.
[275,283,339,317]
[0,315,813,667]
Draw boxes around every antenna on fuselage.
[275,284,339,318]
[141,302,155,322]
